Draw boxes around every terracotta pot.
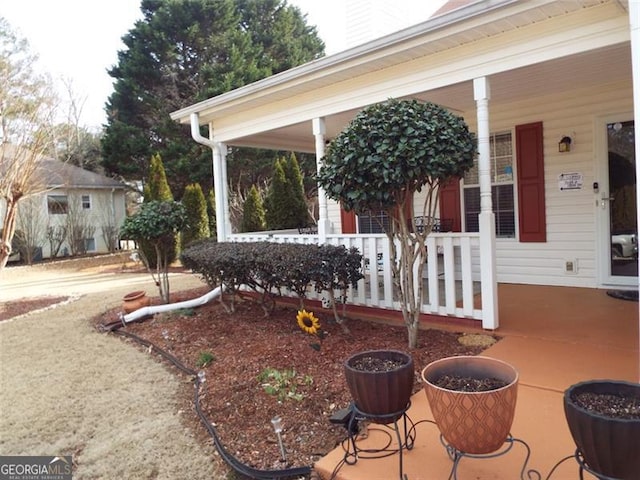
[122,290,151,313]
[344,349,414,424]
[564,380,640,480]
[422,355,519,454]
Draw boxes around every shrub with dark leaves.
[181,241,363,315]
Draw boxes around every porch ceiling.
[222,42,632,153]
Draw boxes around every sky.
[2,0,447,130]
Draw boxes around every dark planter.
[564,380,640,480]
[422,355,519,454]
[344,349,414,424]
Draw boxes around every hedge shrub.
[181,241,363,320]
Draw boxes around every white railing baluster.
[443,236,456,315]
[367,236,379,305]
[228,231,483,322]
[426,236,439,314]
[460,236,474,317]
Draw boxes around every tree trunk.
[407,321,419,350]
[0,196,19,271]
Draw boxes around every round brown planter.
[564,380,640,480]
[122,290,151,313]
[422,355,519,454]
[344,349,414,424]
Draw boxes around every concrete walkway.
[0,259,225,479]
[315,284,639,479]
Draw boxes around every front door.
[599,116,637,286]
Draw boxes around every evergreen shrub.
[181,241,363,313]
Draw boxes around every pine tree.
[265,158,289,229]
[284,153,312,228]
[265,155,312,230]
[206,189,217,240]
[147,154,173,201]
[181,183,210,247]
[101,0,324,194]
[241,185,266,233]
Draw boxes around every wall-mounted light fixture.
[558,136,572,153]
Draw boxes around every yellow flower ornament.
[296,309,321,335]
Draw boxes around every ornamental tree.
[181,183,210,247]
[317,99,476,349]
[241,185,266,232]
[120,200,187,304]
[206,188,217,240]
[140,154,178,268]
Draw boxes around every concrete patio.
[314,283,639,480]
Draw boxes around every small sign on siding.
[558,172,583,190]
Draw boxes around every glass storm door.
[603,119,637,283]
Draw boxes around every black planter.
[344,349,414,424]
[564,380,640,480]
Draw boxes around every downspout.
[190,113,227,241]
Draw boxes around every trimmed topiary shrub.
[181,241,363,317]
[317,98,476,348]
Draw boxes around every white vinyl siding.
[463,79,633,288]
[324,80,632,288]
[15,188,126,260]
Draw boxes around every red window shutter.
[340,207,357,234]
[439,178,462,232]
[516,122,546,242]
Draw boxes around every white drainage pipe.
[122,286,224,323]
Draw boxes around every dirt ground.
[0,259,228,479]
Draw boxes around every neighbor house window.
[47,195,68,215]
[84,238,96,252]
[462,132,516,238]
[81,195,91,209]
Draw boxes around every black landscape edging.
[104,322,313,480]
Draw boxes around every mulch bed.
[97,287,497,471]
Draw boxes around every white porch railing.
[229,232,483,321]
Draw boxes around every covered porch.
[313,283,639,479]
[171,0,640,333]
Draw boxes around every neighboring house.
[171,0,639,329]
[2,156,127,261]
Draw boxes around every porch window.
[47,195,68,215]
[462,132,515,238]
[81,195,91,209]
[358,210,390,234]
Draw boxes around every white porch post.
[211,140,227,241]
[474,77,499,330]
[219,142,232,239]
[629,0,640,380]
[313,117,331,243]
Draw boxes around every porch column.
[629,0,640,380]
[211,140,227,241]
[313,117,331,243]
[219,142,232,239]
[474,76,499,330]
